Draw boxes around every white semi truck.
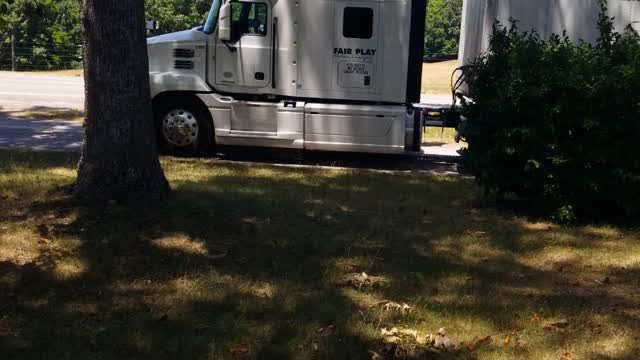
[147,0,428,156]
[146,0,640,156]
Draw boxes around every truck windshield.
[203,0,222,34]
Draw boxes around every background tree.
[0,0,36,71]
[145,0,211,35]
[0,0,82,71]
[75,0,169,202]
[424,0,463,60]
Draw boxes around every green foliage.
[145,0,212,35]
[0,0,215,70]
[461,3,640,221]
[424,0,462,59]
[0,0,81,70]
[0,0,35,36]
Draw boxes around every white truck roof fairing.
[459,0,640,66]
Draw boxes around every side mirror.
[146,19,160,32]
[219,2,232,41]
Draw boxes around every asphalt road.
[0,72,84,109]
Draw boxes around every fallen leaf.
[416,333,435,345]
[434,333,461,351]
[475,335,492,346]
[401,303,411,315]
[381,327,398,336]
[560,350,574,360]
[39,238,50,245]
[383,336,401,344]
[230,346,249,354]
[399,329,417,338]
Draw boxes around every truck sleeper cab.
[147,0,426,156]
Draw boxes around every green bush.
[460,3,640,221]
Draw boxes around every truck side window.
[343,7,373,39]
[231,1,267,40]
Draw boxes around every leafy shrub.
[460,2,640,221]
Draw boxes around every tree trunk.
[10,33,15,72]
[75,0,169,203]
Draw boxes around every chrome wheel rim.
[162,109,199,147]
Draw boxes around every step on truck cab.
[147,0,426,156]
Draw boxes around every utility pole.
[10,33,16,71]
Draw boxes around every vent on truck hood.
[173,48,195,58]
[174,60,194,70]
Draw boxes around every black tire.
[154,96,214,156]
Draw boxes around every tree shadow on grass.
[1,153,639,359]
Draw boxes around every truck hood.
[147,28,207,45]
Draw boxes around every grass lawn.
[422,61,459,95]
[1,69,84,77]
[0,107,85,122]
[1,149,639,359]
[423,127,457,145]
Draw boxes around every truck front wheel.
[154,97,213,156]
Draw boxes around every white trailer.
[459,0,640,68]
[147,0,427,156]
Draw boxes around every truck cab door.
[215,0,272,88]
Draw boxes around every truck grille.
[173,48,195,58]
[174,60,194,70]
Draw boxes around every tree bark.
[10,33,15,72]
[75,0,169,203]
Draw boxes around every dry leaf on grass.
[434,329,462,351]
[560,350,574,360]
[544,319,569,330]
[503,336,510,345]
[381,327,399,336]
[230,346,249,354]
[475,335,492,347]
[383,336,402,344]
[338,272,390,289]
[370,300,412,315]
